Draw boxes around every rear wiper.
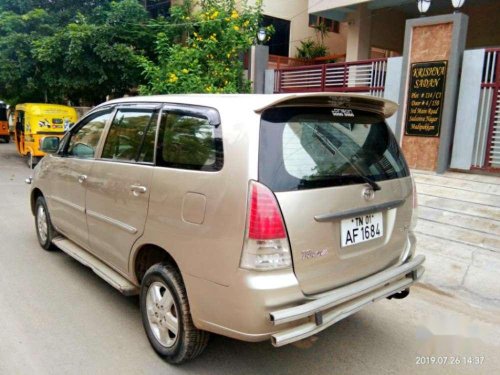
[343,173,381,191]
[310,128,381,191]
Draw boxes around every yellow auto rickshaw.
[14,103,78,168]
[0,101,9,143]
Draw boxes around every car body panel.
[276,177,413,295]
[45,156,93,247]
[86,160,154,273]
[29,93,422,346]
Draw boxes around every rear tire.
[140,263,209,364]
[35,196,57,251]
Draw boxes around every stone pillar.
[395,14,468,173]
[248,45,269,94]
[345,4,372,62]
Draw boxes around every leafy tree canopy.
[0,0,155,105]
[0,0,267,106]
[139,0,268,95]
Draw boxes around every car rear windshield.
[259,107,409,192]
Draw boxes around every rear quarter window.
[156,110,223,171]
[259,107,409,192]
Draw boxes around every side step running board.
[52,238,140,296]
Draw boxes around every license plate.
[341,212,383,247]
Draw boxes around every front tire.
[35,196,57,251]
[140,263,209,364]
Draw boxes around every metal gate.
[274,58,388,97]
[472,48,500,170]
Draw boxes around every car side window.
[67,110,111,158]
[101,109,158,163]
[157,110,222,171]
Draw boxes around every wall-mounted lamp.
[416,0,431,16]
[257,27,267,44]
[451,0,466,12]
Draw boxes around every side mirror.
[40,136,60,154]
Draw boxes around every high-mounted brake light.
[240,181,292,271]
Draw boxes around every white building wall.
[308,0,370,14]
[248,0,347,57]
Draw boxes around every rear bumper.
[269,254,425,347]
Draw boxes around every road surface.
[1,142,499,374]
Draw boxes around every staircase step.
[418,194,500,221]
[413,174,500,196]
[418,206,500,236]
[412,170,500,185]
[415,220,500,253]
[52,238,139,296]
[417,183,500,207]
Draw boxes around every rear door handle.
[78,174,87,184]
[130,185,147,195]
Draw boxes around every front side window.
[102,109,158,163]
[157,110,222,171]
[67,110,111,158]
[259,107,409,192]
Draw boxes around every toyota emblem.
[363,187,375,201]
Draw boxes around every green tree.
[0,0,156,105]
[0,8,56,103]
[33,0,154,104]
[0,0,110,21]
[139,0,267,94]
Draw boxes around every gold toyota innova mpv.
[28,93,424,364]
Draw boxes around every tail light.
[240,181,292,271]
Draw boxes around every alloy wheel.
[146,281,179,348]
[37,204,48,244]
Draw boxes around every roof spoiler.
[254,93,398,119]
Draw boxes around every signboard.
[405,60,447,137]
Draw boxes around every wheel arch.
[132,244,181,285]
[31,188,44,215]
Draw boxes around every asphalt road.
[1,141,499,375]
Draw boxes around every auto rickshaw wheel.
[35,196,58,251]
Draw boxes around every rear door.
[85,106,159,273]
[259,106,413,295]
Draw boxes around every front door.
[47,109,112,247]
[85,106,159,273]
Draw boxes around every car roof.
[99,93,398,118]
